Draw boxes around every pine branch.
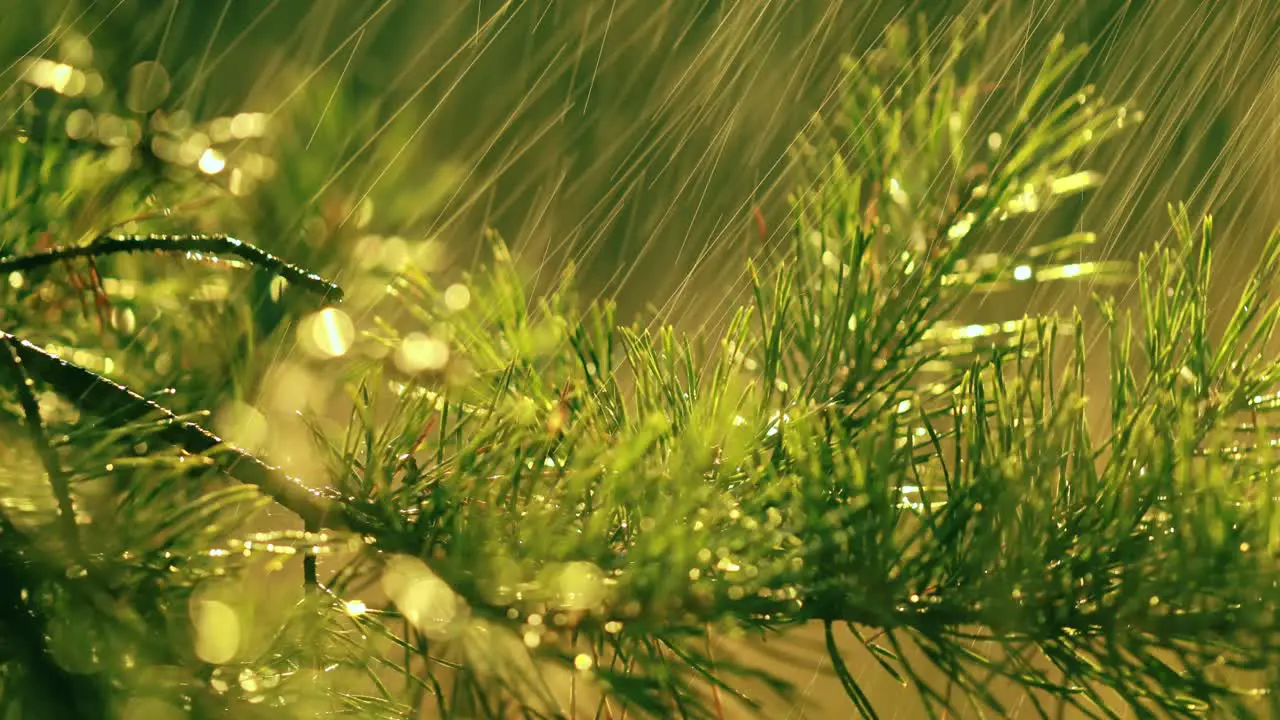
[0,234,344,302]
[0,338,83,563]
[5,8,1280,720]
[0,330,352,532]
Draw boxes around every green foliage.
[1,8,1279,720]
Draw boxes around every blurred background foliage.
[8,0,1280,325]
[5,0,1280,434]
[4,1,1280,716]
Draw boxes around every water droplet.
[238,667,260,692]
[209,667,231,693]
[259,667,281,688]
[555,562,605,611]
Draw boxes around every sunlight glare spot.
[230,112,268,138]
[125,61,170,113]
[381,555,466,640]
[49,63,74,91]
[267,362,317,413]
[947,215,973,240]
[1013,265,1033,281]
[191,600,240,664]
[198,148,227,175]
[269,275,290,301]
[395,333,450,374]
[888,177,909,206]
[228,168,249,195]
[215,402,269,453]
[444,283,471,311]
[380,236,410,270]
[415,240,445,271]
[1050,171,1101,195]
[303,308,354,359]
[111,307,136,333]
[209,117,233,142]
[178,139,206,166]
[65,109,95,139]
[22,59,82,95]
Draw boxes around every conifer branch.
[4,7,1279,719]
[0,339,83,563]
[0,234,344,302]
[0,331,352,532]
